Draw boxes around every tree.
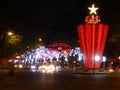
[2,32,23,58]
[108,33,120,57]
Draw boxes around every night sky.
[0,0,120,51]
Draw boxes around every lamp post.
[102,56,106,68]
[78,54,83,68]
[34,38,43,48]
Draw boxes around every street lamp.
[38,38,42,42]
[34,38,43,48]
[102,56,107,68]
[8,31,14,36]
[0,31,14,51]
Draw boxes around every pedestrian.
[7,68,16,87]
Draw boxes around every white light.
[14,65,17,68]
[78,54,82,61]
[95,55,100,61]
[102,56,106,62]
[8,59,12,62]
[65,58,68,61]
[18,64,23,68]
[16,56,20,58]
[109,69,114,73]
[31,65,36,70]
[118,56,120,60]
[38,65,55,73]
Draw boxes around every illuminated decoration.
[20,44,82,65]
[85,4,100,24]
[11,44,83,71]
[48,43,72,52]
[77,4,109,69]
[88,4,98,15]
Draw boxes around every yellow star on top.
[88,4,98,14]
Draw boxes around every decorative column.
[77,4,109,69]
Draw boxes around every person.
[7,68,16,87]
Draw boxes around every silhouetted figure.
[7,68,16,87]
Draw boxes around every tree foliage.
[2,33,23,58]
[108,33,120,57]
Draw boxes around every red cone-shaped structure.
[77,4,109,69]
[78,24,109,68]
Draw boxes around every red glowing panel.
[78,24,109,69]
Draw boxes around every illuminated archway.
[48,43,72,53]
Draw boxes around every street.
[0,70,120,90]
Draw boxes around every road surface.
[0,70,120,90]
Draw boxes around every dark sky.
[0,0,120,48]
